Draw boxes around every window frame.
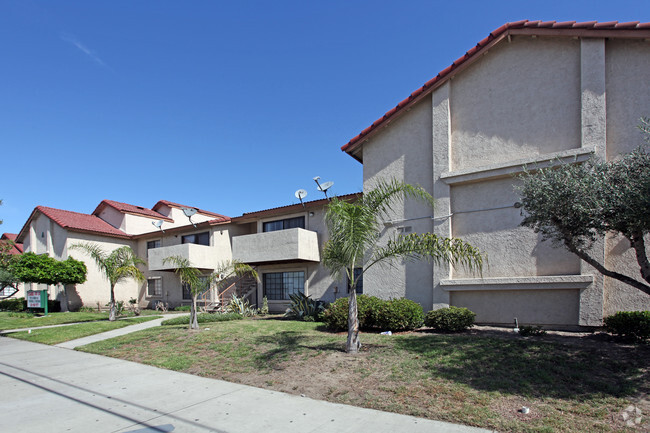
[262,216,305,233]
[262,271,305,300]
[147,277,162,297]
[181,232,210,246]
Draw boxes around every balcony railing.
[148,243,229,271]
[232,228,320,264]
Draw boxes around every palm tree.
[322,179,484,353]
[163,256,256,330]
[70,243,145,321]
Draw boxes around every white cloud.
[60,34,106,67]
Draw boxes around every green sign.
[26,290,48,316]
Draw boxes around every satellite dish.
[152,220,165,233]
[318,181,334,192]
[295,189,308,208]
[181,207,198,227]
[182,207,198,217]
[313,176,334,200]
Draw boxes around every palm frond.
[369,233,484,274]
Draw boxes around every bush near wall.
[604,311,650,343]
[424,306,476,332]
[322,295,424,332]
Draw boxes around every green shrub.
[79,306,96,313]
[284,292,326,321]
[604,311,650,343]
[424,306,476,332]
[174,305,192,312]
[323,295,378,331]
[322,295,423,332]
[373,298,424,331]
[162,312,242,326]
[0,297,25,311]
[519,325,546,337]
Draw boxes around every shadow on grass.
[393,333,650,400]
[254,331,342,370]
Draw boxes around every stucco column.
[431,82,452,308]
[579,37,606,326]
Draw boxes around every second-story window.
[146,240,161,257]
[263,216,305,233]
[181,232,210,246]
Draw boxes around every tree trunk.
[630,232,650,285]
[109,284,116,321]
[346,287,361,354]
[190,294,199,330]
[566,241,650,296]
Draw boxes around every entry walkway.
[0,338,495,433]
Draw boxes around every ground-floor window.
[263,271,304,300]
[347,267,363,294]
[147,278,162,297]
[182,276,209,300]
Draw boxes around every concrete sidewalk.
[55,316,170,349]
[0,338,495,433]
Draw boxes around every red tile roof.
[341,20,650,160]
[93,200,173,222]
[17,206,131,242]
[232,193,360,222]
[152,200,230,220]
[1,233,23,255]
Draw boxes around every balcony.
[148,244,229,271]
[232,228,320,265]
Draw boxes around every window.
[182,276,208,300]
[147,278,162,297]
[263,216,305,233]
[147,240,161,257]
[181,232,210,246]
[263,271,305,300]
[347,268,363,294]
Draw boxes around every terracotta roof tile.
[232,193,360,221]
[341,19,650,158]
[94,200,172,221]
[1,233,23,255]
[36,206,130,239]
[152,200,230,220]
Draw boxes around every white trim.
[440,275,594,291]
[441,148,594,185]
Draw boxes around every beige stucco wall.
[450,36,581,170]
[96,207,125,232]
[450,289,580,326]
[359,34,650,326]
[362,98,435,307]
[451,177,580,278]
[65,233,140,310]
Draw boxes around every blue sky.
[2,1,649,234]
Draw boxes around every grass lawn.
[77,319,650,432]
[0,311,110,330]
[4,316,160,345]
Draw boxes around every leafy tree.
[11,252,87,286]
[322,179,484,353]
[70,243,145,321]
[518,143,650,296]
[163,256,257,330]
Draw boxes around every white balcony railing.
[232,228,320,264]
[148,244,225,271]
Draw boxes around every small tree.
[11,252,87,286]
[163,256,257,330]
[322,179,484,353]
[70,243,144,321]
[517,141,650,296]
